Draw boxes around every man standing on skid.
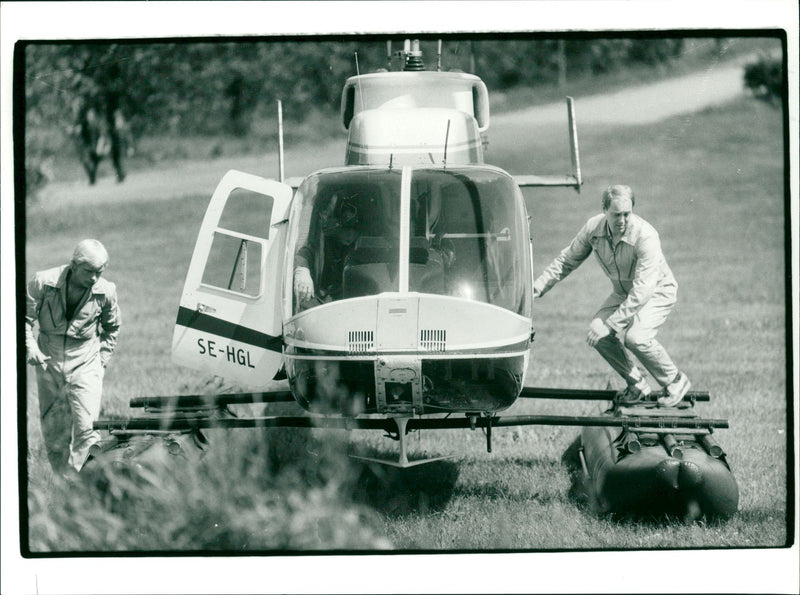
[25,239,121,474]
[533,185,690,406]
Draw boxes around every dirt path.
[497,56,749,127]
[40,57,750,209]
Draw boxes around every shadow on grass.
[452,481,547,502]
[84,425,461,518]
[348,459,461,516]
[266,427,462,516]
[452,462,566,504]
[561,434,593,512]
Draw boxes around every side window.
[202,233,263,296]
[200,188,274,298]
[218,188,273,236]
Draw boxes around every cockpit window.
[407,168,531,316]
[285,167,530,317]
[287,170,402,314]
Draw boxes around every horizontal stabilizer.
[515,97,583,193]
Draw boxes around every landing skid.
[95,388,728,461]
[350,416,455,468]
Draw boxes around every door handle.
[197,303,217,314]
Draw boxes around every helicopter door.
[172,170,293,387]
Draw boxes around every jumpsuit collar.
[593,214,643,247]
[48,265,70,289]
[51,265,71,315]
[44,265,109,322]
[44,264,109,295]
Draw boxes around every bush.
[27,428,392,552]
[744,54,783,103]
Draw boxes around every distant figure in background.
[533,184,691,407]
[25,239,121,475]
[226,72,248,136]
[72,94,133,185]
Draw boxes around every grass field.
[23,94,789,553]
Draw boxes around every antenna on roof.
[442,119,451,167]
[354,52,365,111]
[277,99,285,182]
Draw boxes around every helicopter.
[96,40,726,469]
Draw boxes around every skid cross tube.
[618,427,715,436]
[129,391,295,410]
[124,388,710,412]
[520,387,710,402]
[95,412,728,433]
[95,415,396,433]
[406,414,728,431]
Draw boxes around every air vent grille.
[420,329,446,352]
[347,330,374,353]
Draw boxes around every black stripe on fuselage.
[176,306,282,353]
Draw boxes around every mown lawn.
[22,96,789,553]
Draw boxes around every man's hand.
[27,350,50,368]
[294,267,315,302]
[586,318,611,347]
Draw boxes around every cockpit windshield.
[286,166,531,317]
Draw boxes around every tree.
[744,54,783,104]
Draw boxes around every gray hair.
[71,239,108,268]
[602,185,635,210]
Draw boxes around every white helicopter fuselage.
[172,161,535,417]
[171,60,577,420]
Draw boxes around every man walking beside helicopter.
[25,239,121,475]
[533,184,691,407]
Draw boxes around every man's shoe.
[657,371,692,407]
[81,443,102,471]
[617,378,652,404]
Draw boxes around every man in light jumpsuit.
[533,185,691,407]
[25,239,121,473]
